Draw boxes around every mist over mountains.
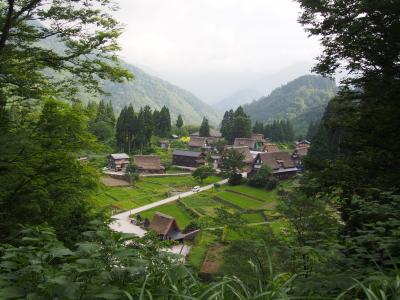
[41,33,221,126]
[214,61,314,111]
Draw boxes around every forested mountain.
[41,35,220,126]
[214,61,314,112]
[100,63,221,125]
[243,75,336,136]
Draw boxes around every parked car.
[191,186,200,192]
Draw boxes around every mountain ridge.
[243,75,337,136]
[40,32,220,125]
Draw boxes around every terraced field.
[93,175,221,212]
[139,184,278,228]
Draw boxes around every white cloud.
[114,0,320,74]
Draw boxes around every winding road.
[109,178,228,236]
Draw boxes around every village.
[95,129,311,275]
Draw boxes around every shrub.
[266,178,278,190]
[228,173,243,186]
[247,165,272,187]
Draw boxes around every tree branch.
[0,0,15,50]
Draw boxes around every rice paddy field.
[92,175,221,212]
[137,180,296,270]
[139,184,279,228]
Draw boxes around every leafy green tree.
[277,190,339,291]
[0,0,131,105]
[298,0,400,272]
[192,165,214,184]
[220,149,245,185]
[0,99,98,245]
[199,117,210,137]
[247,165,273,188]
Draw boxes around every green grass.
[217,191,263,210]
[241,212,265,223]
[188,231,217,270]
[140,204,192,228]
[226,185,278,201]
[92,175,221,212]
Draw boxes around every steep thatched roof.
[225,146,254,164]
[149,212,180,235]
[257,152,296,170]
[234,138,256,149]
[110,153,129,160]
[189,136,207,148]
[173,150,205,158]
[263,143,279,153]
[133,155,162,171]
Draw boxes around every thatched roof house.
[189,136,220,149]
[225,146,254,164]
[263,143,279,153]
[234,138,257,150]
[108,153,130,171]
[133,155,164,174]
[172,150,206,168]
[251,133,266,141]
[224,145,254,172]
[253,151,298,179]
[148,212,199,241]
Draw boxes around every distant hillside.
[40,33,220,125]
[243,75,337,136]
[100,63,220,125]
[214,61,314,111]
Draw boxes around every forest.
[0,0,399,299]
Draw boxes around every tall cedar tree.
[263,119,294,142]
[232,106,251,139]
[158,106,171,138]
[298,0,400,270]
[220,110,235,143]
[199,117,210,137]
[176,114,184,128]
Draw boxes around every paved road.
[109,178,228,236]
[139,172,191,177]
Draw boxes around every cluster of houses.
[171,132,310,179]
[106,131,311,180]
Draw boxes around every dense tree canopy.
[220,107,251,143]
[298,0,400,272]
[0,0,131,105]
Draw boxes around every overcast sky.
[113,0,321,102]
